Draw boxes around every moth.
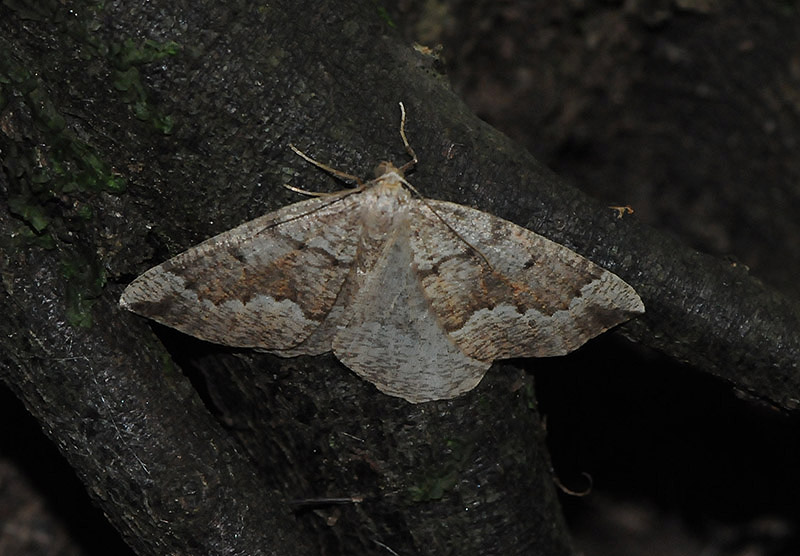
[120,104,644,403]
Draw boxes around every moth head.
[374,161,403,179]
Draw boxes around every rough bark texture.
[1,0,798,555]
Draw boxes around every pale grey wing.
[119,193,364,351]
[408,200,645,361]
[331,223,490,404]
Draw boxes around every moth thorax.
[374,161,402,178]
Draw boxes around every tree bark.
[1,0,798,555]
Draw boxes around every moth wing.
[409,200,645,361]
[120,193,364,351]
[331,223,490,403]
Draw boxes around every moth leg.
[288,144,366,195]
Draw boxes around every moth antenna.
[281,183,352,198]
[397,102,418,173]
[394,103,492,269]
[429,204,496,272]
[394,104,492,268]
[289,143,366,190]
[399,175,496,272]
